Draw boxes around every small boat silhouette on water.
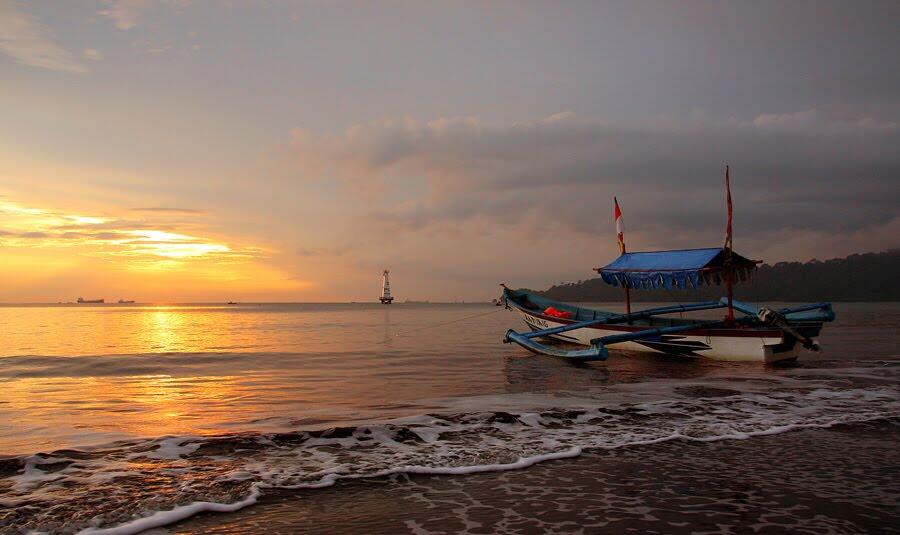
[117,299,135,304]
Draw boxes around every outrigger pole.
[504,300,726,342]
[504,299,832,361]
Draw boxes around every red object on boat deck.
[543,307,573,319]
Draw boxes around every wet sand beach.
[172,421,900,534]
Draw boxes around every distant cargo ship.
[117,299,135,304]
[76,297,104,303]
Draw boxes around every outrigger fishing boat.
[502,167,835,363]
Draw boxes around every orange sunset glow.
[2,0,897,304]
[1,4,898,535]
[0,196,306,302]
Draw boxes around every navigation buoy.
[380,270,393,304]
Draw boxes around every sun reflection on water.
[0,303,518,454]
[144,309,187,352]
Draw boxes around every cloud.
[99,0,191,31]
[130,207,204,214]
[19,231,48,238]
[291,110,900,259]
[0,1,86,72]
[751,109,899,132]
[145,42,171,54]
[297,246,347,258]
[0,198,256,264]
[750,215,900,265]
[99,0,151,30]
[83,47,102,61]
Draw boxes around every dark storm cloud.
[294,111,899,245]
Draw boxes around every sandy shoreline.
[168,420,899,534]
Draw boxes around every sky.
[1,0,898,302]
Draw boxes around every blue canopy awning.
[596,247,758,290]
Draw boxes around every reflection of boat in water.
[502,167,835,363]
[117,299,135,304]
[76,297,104,303]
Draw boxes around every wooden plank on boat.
[510,300,726,341]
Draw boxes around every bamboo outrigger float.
[502,168,835,363]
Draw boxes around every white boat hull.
[514,308,803,363]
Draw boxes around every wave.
[0,352,367,379]
[2,370,898,534]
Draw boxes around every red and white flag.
[615,197,625,254]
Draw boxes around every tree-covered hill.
[538,250,900,302]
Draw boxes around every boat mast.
[724,165,735,323]
[615,197,631,319]
[623,257,632,319]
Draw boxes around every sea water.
[0,302,897,533]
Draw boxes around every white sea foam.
[3,368,897,534]
[77,487,262,535]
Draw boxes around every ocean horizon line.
[0,300,496,306]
